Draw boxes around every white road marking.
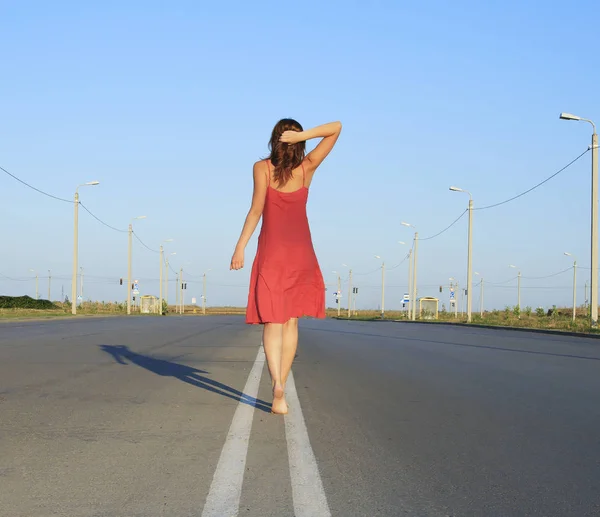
[201,346,265,517]
[285,371,332,517]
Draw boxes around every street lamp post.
[180,267,184,314]
[449,277,459,318]
[29,269,38,300]
[509,265,521,314]
[449,186,474,323]
[333,271,341,317]
[564,252,577,322]
[159,239,174,315]
[342,263,352,318]
[560,112,598,326]
[407,249,413,318]
[374,255,385,319]
[72,181,99,314]
[127,215,147,315]
[165,252,176,306]
[402,222,418,320]
[203,269,212,315]
[475,272,483,316]
[159,246,163,313]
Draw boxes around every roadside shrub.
[0,296,58,310]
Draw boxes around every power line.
[388,252,411,271]
[354,266,382,276]
[475,149,590,211]
[522,267,572,280]
[1,165,73,203]
[485,276,518,286]
[420,209,468,241]
[132,231,159,253]
[183,271,209,278]
[79,203,127,233]
[0,272,32,282]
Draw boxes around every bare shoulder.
[253,159,268,178]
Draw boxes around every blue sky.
[1,0,599,311]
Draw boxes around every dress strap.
[301,163,306,187]
[265,160,271,186]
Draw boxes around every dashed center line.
[201,346,265,517]
[285,370,332,517]
[201,344,330,516]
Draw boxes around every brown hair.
[267,118,306,187]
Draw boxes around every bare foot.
[271,382,288,414]
[273,381,284,399]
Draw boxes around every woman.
[230,119,342,414]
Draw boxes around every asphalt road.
[1,316,599,516]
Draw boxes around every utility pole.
[165,258,170,307]
[559,113,597,326]
[454,281,459,318]
[48,270,51,301]
[593,128,598,326]
[71,181,99,314]
[35,273,39,300]
[572,260,577,322]
[380,261,385,319]
[517,271,521,315]
[175,272,179,309]
[480,277,484,316]
[180,267,184,314]
[466,197,473,322]
[347,269,353,318]
[407,249,413,319]
[337,274,341,317]
[159,245,164,315]
[127,223,133,315]
[203,272,207,315]
[72,191,79,314]
[411,232,418,321]
[80,267,84,301]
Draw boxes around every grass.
[0,301,249,320]
[2,300,597,335]
[329,306,600,335]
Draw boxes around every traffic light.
[439,286,442,293]
[119,278,123,285]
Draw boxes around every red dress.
[246,161,325,324]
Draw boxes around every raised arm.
[230,161,268,270]
[280,121,342,174]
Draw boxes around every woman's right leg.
[281,318,298,389]
[263,322,287,414]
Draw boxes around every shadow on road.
[99,344,272,413]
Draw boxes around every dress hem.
[245,313,326,325]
